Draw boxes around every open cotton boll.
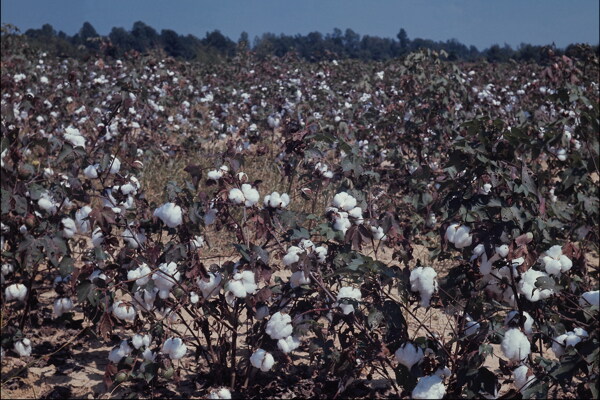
[471,243,485,261]
[505,311,534,335]
[464,316,480,336]
[348,206,363,224]
[445,223,472,248]
[83,164,99,179]
[162,337,187,360]
[38,192,58,214]
[336,286,362,314]
[5,283,28,302]
[127,263,152,286]
[208,388,232,399]
[92,227,104,247]
[579,290,599,307]
[241,184,260,207]
[108,156,121,174]
[112,300,137,322]
[14,338,32,357]
[332,212,351,233]
[371,226,386,241]
[518,269,554,302]
[552,328,588,358]
[541,245,572,276]
[412,375,446,400]
[315,245,327,262]
[75,206,92,234]
[142,348,156,362]
[108,340,132,363]
[154,202,183,228]
[197,272,222,298]
[226,270,257,299]
[228,188,245,204]
[122,227,146,249]
[278,335,301,353]
[152,262,180,299]
[207,170,223,180]
[53,297,74,317]
[332,192,357,211]
[513,365,535,392]
[131,334,152,350]
[410,266,438,307]
[266,312,293,340]
[394,342,424,369]
[264,192,290,209]
[501,328,530,361]
[250,349,275,372]
[290,271,310,288]
[190,235,205,251]
[496,244,509,258]
[62,218,77,238]
[64,126,86,148]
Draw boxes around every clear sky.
[1,0,598,50]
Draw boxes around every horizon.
[1,0,599,51]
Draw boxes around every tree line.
[4,21,598,63]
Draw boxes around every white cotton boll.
[552,329,588,358]
[142,348,156,362]
[290,271,310,288]
[122,227,146,249]
[162,337,187,360]
[519,269,554,302]
[480,183,492,195]
[332,192,357,211]
[333,213,351,233]
[75,206,92,234]
[128,263,152,286]
[208,388,232,399]
[2,263,14,276]
[412,375,446,400]
[53,297,74,317]
[5,283,28,302]
[240,270,257,293]
[348,207,364,224]
[207,170,223,180]
[278,335,301,353]
[315,246,327,262]
[579,290,599,307]
[501,328,530,361]
[108,156,121,174]
[445,223,460,243]
[112,300,136,322]
[197,272,222,298]
[394,342,424,369]
[250,349,275,372]
[38,195,57,214]
[265,311,293,340]
[92,227,104,247]
[283,246,302,266]
[152,262,180,299]
[336,286,362,314]
[64,126,86,148]
[241,184,259,207]
[264,192,290,209]
[496,245,509,258]
[464,318,480,336]
[134,287,158,311]
[505,311,534,335]
[154,202,183,228]
[513,365,535,392]
[453,225,473,248]
[557,149,567,161]
[229,188,245,204]
[61,218,77,238]
[410,266,438,307]
[14,338,32,357]
[83,164,99,179]
[190,235,205,251]
[541,245,572,275]
[371,226,386,241]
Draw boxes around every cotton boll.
[505,311,534,335]
[518,269,554,302]
[394,342,424,369]
[92,227,104,247]
[228,188,244,204]
[83,164,99,179]
[445,223,460,243]
[197,272,222,298]
[142,348,156,362]
[154,202,183,228]
[133,287,159,311]
[501,328,530,361]
[75,206,92,234]
[112,300,136,322]
[241,184,259,207]
[128,263,152,286]
[190,235,205,251]
[62,218,77,238]
[207,169,223,180]
[412,375,446,399]
[552,329,588,358]
[255,305,269,320]
[265,311,293,340]
[208,388,232,399]
[464,317,480,336]
[332,192,357,211]
[122,227,146,249]
[108,156,121,174]
[250,349,275,372]
[496,244,509,258]
[332,212,351,233]
[277,335,301,353]
[336,286,362,314]
[162,337,187,360]
[371,226,386,240]
[513,365,535,392]
[152,262,180,299]
[315,246,327,262]
[453,225,473,248]
[410,266,438,307]
[471,244,485,261]
[132,334,152,350]
[5,283,28,302]
[579,290,599,307]
[14,338,32,357]
[290,271,310,288]
[541,245,572,276]
[53,297,74,317]
[64,126,86,148]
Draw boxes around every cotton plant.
[197,272,223,299]
[53,297,74,317]
[162,337,187,360]
[412,374,446,400]
[225,270,257,303]
[5,283,28,302]
[409,266,438,307]
[152,262,181,299]
[501,328,531,362]
[112,300,137,322]
[282,239,327,267]
[13,338,32,357]
[265,311,293,340]
[263,192,290,209]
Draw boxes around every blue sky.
[2,0,598,50]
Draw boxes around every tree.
[397,28,409,53]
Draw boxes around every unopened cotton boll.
[277,335,301,353]
[290,271,310,288]
[5,283,28,302]
[250,349,275,372]
[154,202,183,228]
[53,297,74,317]
[108,340,132,363]
[112,300,136,322]
[410,266,438,307]
[501,328,530,361]
[162,337,187,360]
[579,290,599,307]
[336,286,362,314]
[14,338,32,357]
[541,245,572,276]
[518,269,554,302]
[265,311,293,340]
[208,388,232,399]
[513,365,535,392]
[394,342,424,369]
[412,375,446,400]
[197,272,222,298]
[505,311,534,335]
